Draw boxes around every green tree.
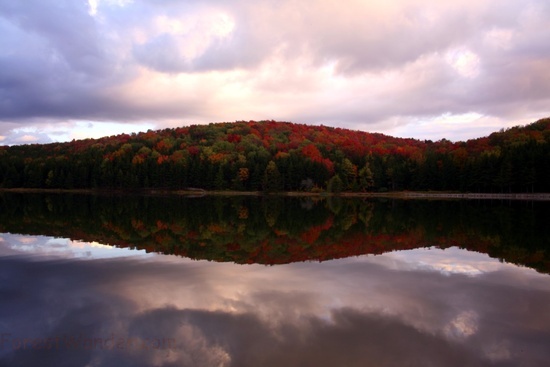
[340,158,357,190]
[263,161,282,192]
[214,165,225,190]
[327,174,343,193]
[358,162,374,191]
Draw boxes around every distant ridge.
[1,118,549,193]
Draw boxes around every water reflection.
[0,193,549,272]
[1,193,550,366]
[0,233,151,259]
[1,235,549,366]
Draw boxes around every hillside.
[1,118,549,192]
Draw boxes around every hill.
[1,118,549,192]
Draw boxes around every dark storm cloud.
[0,1,106,75]
[0,0,201,125]
[0,0,121,124]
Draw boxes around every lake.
[1,193,549,366]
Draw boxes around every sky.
[1,0,549,145]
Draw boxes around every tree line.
[1,118,549,192]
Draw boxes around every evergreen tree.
[263,161,282,192]
[358,162,374,191]
[327,174,344,193]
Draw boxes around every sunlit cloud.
[484,28,514,50]
[445,48,481,79]
[87,0,98,16]
[387,113,539,142]
[134,10,236,73]
[19,135,40,142]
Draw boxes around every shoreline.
[1,188,549,200]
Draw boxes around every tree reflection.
[0,193,548,272]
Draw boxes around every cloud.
[1,0,549,144]
[0,128,53,145]
[132,9,237,73]
[0,0,125,124]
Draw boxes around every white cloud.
[445,48,481,79]
[19,134,40,143]
[87,0,99,16]
[484,28,514,50]
[133,9,236,73]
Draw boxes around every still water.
[1,194,549,366]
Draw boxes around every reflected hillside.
[0,193,549,272]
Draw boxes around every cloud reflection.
[1,236,549,366]
[375,246,520,276]
[0,233,151,259]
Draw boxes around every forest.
[1,118,549,192]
